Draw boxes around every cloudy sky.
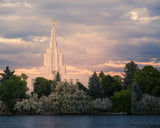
[0,0,160,75]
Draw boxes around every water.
[0,115,160,128]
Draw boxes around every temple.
[26,20,89,92]
[42,20,66,76]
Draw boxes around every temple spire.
[51,19,57,48]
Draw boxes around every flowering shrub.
[92,98,112,111]
[15,82,92,114]
[15,93,42,114]
[134,94,160,114]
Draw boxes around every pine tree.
[0,66,15,84]
[55,72,61,82]
[123,61,139,87]
[131,82,143,113]
[131,82,143,101]
[88,72,104,99]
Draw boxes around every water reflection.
[0,115,160,128]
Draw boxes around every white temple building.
[26,20,89,92]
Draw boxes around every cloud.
[0,0,160,76]
[130,8,160,23]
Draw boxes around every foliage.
[101,75,121,97]
[33,77,52,98]
[92,98,112,111]
[99,71,105,82]
[55,72,61,82]
[15,93,42,114]
[16,82,91,114]
[133,94,160,114]
[131,82,143,101]
[47,82,91,114]
[76,82,89,93]
[133,65,160,96]
[131,82,143,113]
[20,73,28,81]
[0,66,15,84]
[0,75,28,113]
[111,90,131,113]
[88,72,104,99]
[123,61,139,87]
[0,100,3,110]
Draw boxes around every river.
[0,115,160,128]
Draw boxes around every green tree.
[0,75,28,113]
[131,82,143,101]
[113,75,123,86]
[33,77,52,98]
[101,75,121,97]
[99,71,105,82]
[20,73,28,81]
[76,82,89,93]
[111,90,131,113]
[123,61,139,87]
[133,65,160,96]
[0,66,15,84]
[55,72,61,82]
[88,72,104,99]
[131,82,143,113]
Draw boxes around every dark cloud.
[0,0,160,72]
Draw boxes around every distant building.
[27,20,89,92]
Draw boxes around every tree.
[131,82,143,113]
[132,65,160,96]
[0,66,15,84]
[76,82,89,93]
[111,90,131,113]
[131,82,143,101]
[123,61,139,87]
[88,72,104,99]
[101,75,121,97]
[113,75,123,86]
[33,77,52,98]
[0,75,28,113]
[20,73,28,81]
[55,72,61,82]
[99,71,105,82]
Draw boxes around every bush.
[15,93,42,114]
[92,98,112,111]
[47,82,91,114]
[111,90,131,113]
[15,82,92,114]
[133,94,160,114]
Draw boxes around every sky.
[0,0,160,76]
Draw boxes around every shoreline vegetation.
[0,61,160,115]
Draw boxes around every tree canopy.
[0,66,15,84]
[88,72,104,99]
[55,72,61,82]
[33,77,52,98]
[133,65,160,96]
[101,75,121,97]
[111,90,131,113]
[0,75,28,113]
[123,61,139,87]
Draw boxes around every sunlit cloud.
[0,37,36,47]
[130,8,160,23]
[0,2,32,8]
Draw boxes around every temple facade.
[26,20,89,92]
